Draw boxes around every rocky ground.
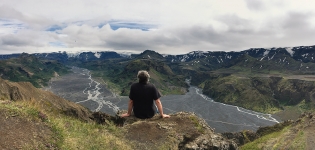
[119,112,238,150]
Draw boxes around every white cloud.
[0,0,315,54]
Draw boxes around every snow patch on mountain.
[302,53,309,58]
[268,53,276,60]
[285,47,295,56]
[118,52,133,58]
[263,50,270,57]
[259,49,271,61]
[66,51,81,58]
[181,55,189,62]
[94,52,101,58]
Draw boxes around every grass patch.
[0,100,132,150]
[51,116,132,150]
[298,100,315,113]
[241,126,290,150]
[189,115,205,133]
[290,130,306,150]
[0,100,40,120]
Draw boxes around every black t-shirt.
[129,82,161,119]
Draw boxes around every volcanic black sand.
[44,66,279,132]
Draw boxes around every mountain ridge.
[1,45,315,64]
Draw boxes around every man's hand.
[121,113,130,117]
[161,114,170,118]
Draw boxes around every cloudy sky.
[0,0,315,55]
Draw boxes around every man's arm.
[121,99,133,117]
[155,99,170,118]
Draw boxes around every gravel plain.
[44,67,279,132]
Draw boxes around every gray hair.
[137,70,150,83]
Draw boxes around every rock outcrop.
[115,111,238,150]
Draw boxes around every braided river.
[44,67,280,133]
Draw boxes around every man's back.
[129,82,161,119]
[121,70,170,119]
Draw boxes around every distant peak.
[135,50,165,60]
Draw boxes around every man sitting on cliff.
[121,70,170,119]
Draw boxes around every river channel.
[44,67,279,133]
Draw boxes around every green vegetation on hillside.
[4,50,314,118]
[71,50,315,116]
[77,58,188,96]
[202,75,280,113]
[202,74,315,114]
[3,49,315,149]
[226,53,315,75]
[0,99,132,149]
[241,112,315,150]
[0,53,70,87]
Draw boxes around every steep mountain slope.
[198,47,315,115]
[132,49,166,60]
[0,77,91,120]
[0,53,69,87]
[202,75,315,114]
[239,112,315,150]
[0,78,132,149]
[164,46,315,73]
[225,49,315,74]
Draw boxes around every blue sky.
[0,19,26,34]
[0,0,315,55]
